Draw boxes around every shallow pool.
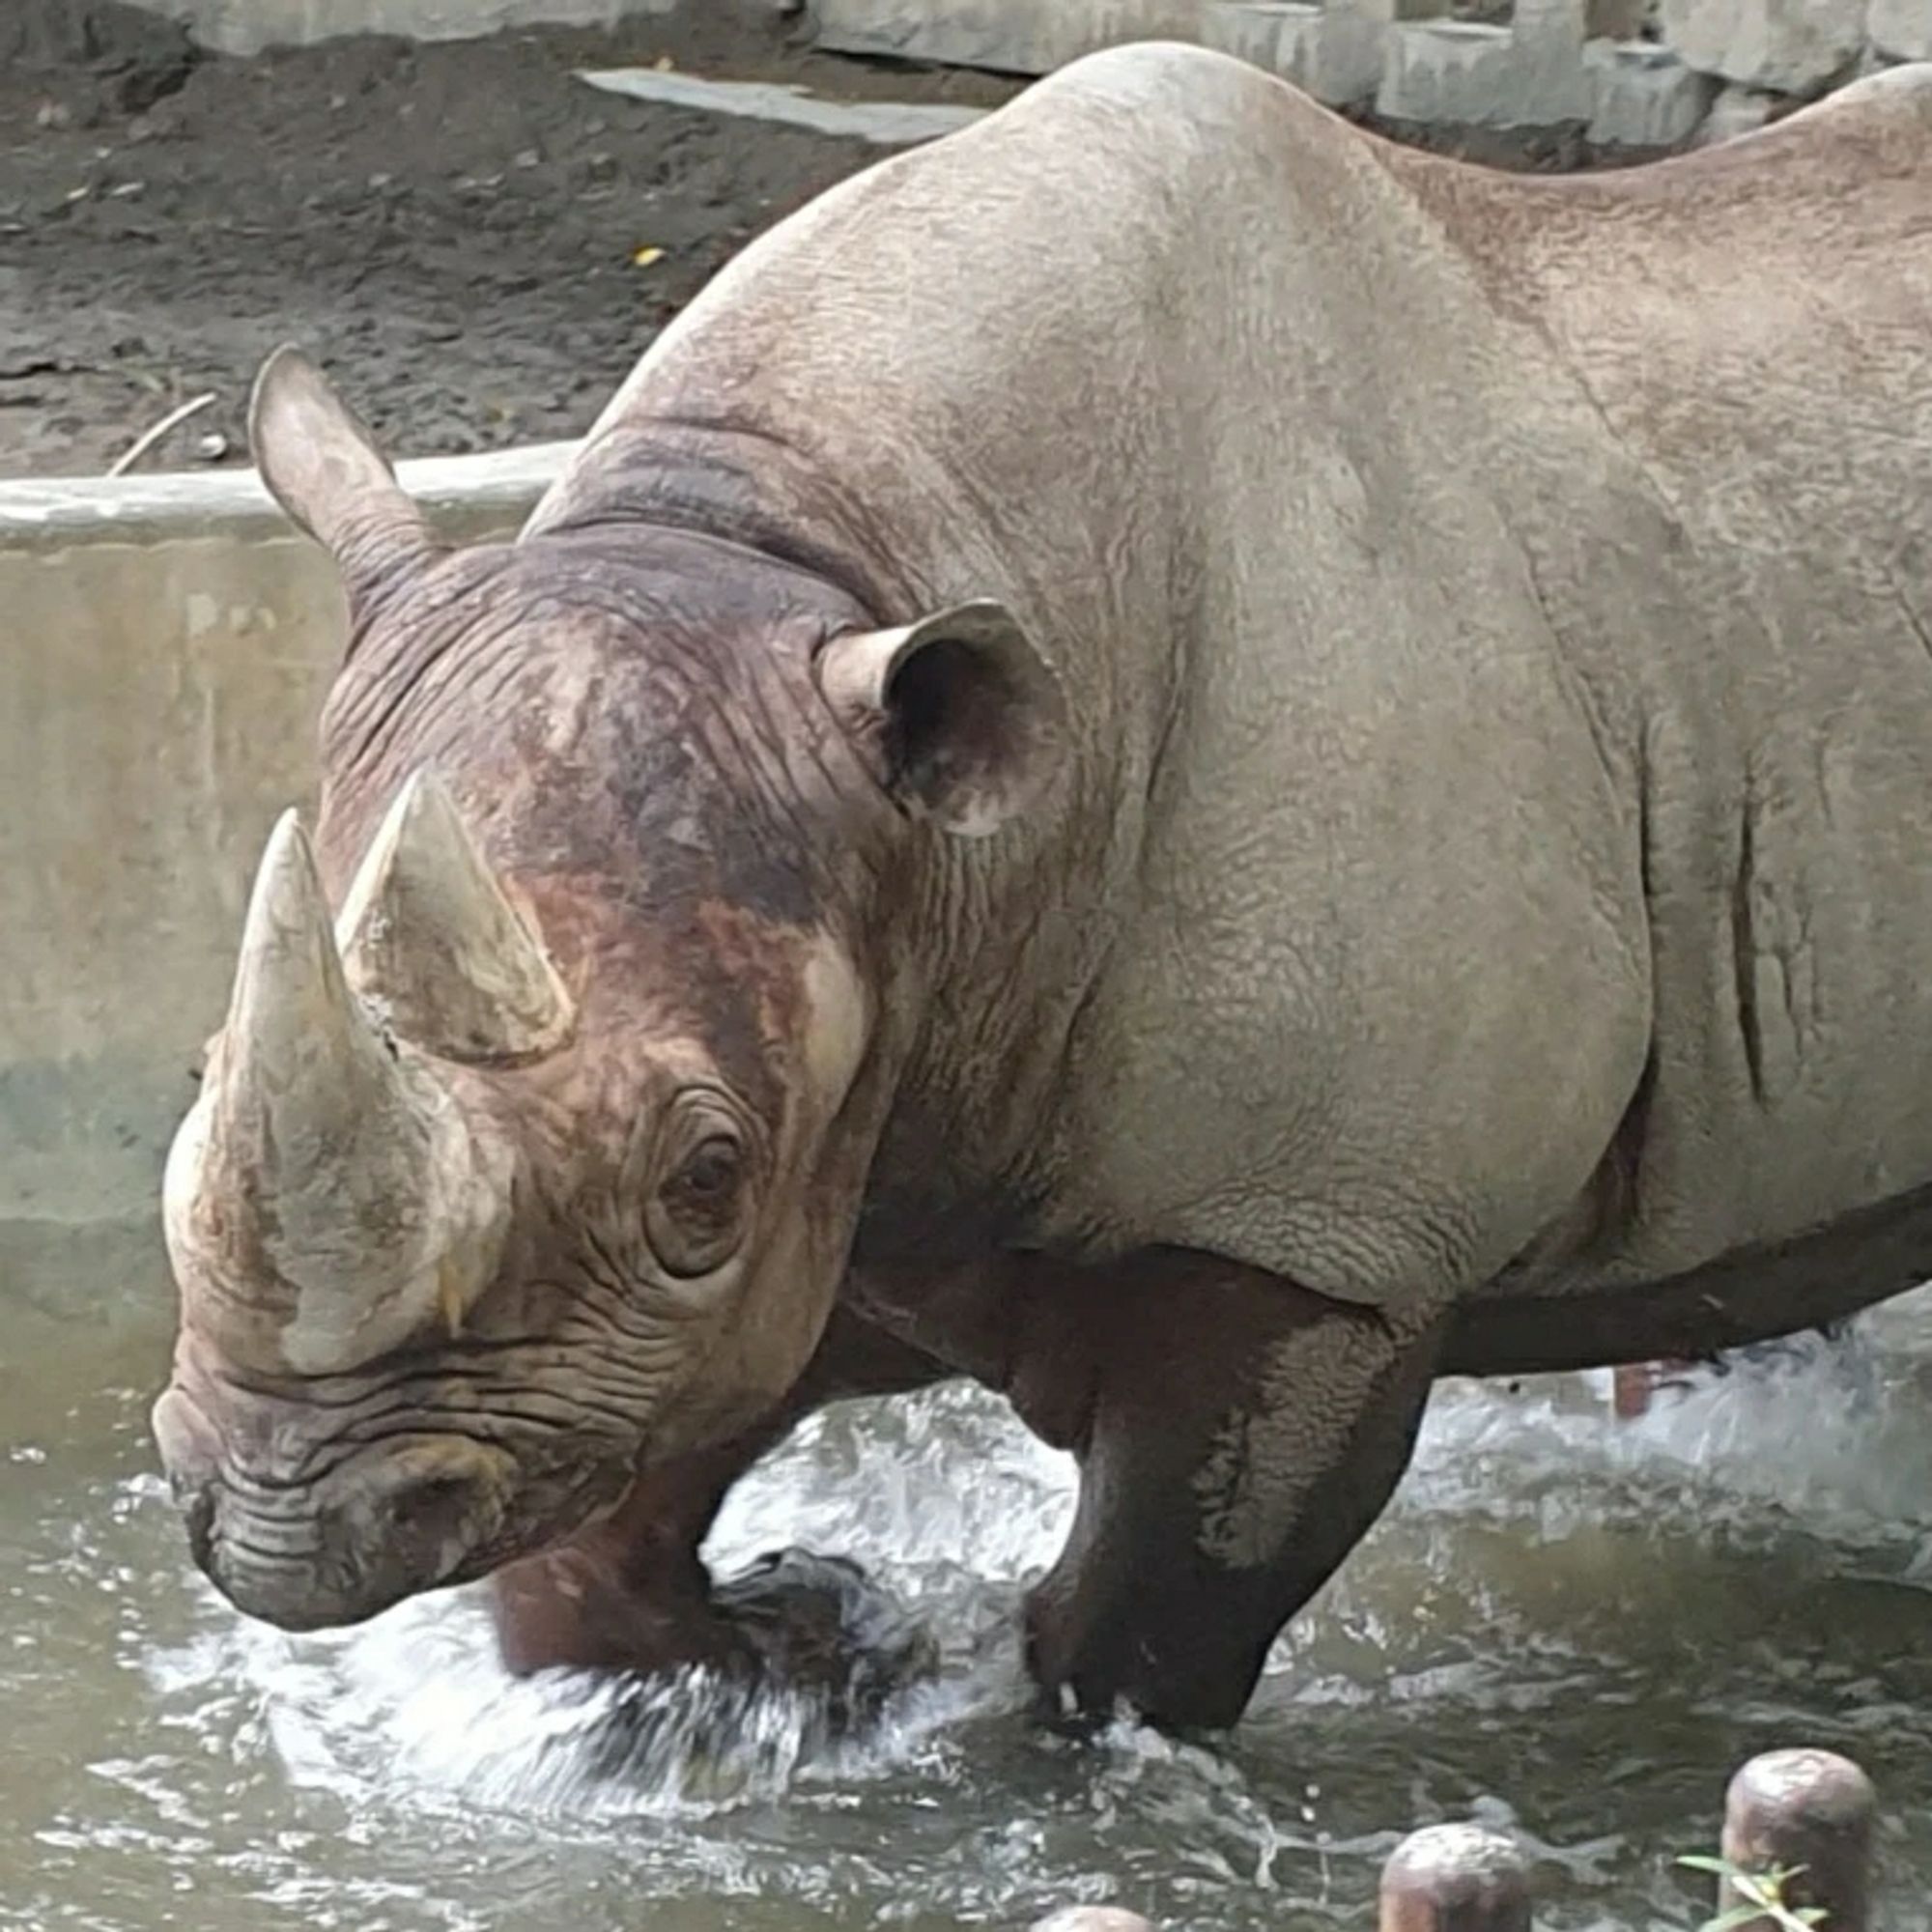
[7,1252,1932,1932]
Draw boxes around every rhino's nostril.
[344,1440,515,1585]
[390,1475,472,1532]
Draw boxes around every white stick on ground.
[107,391,219,478]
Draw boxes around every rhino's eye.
[646,1131,749,1279]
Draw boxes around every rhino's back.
[1406,71,1932,1298]
[1406,62,1932,572]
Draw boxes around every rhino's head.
[152,350,1065,1631]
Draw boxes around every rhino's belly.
[1494,996,1932,1324]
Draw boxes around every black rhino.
[155,43,1932,1729]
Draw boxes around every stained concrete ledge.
[0,442,570,1293]
[812,0,1208,74]
[0,440,573,550]
[578,66,988,142]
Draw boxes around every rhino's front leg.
[491,1426,776,1676]
[490,1308,949,1680]
[1013,1253,1449,1731]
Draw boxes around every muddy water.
[8,1253,1932,1932]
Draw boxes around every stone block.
[1584,38,1715,145]
[1656,0,1866,94]
[811,0,1207,75]
[1201,0,1315,71]
[1692,77,1784,141]
[1302,3,1380,102]
[1206,0,1398,102]
[1378,11,1595,126]
[1378,18,1516,121]
[1510,0,1593,123]
[1868,0,1932,63]
[1316,0,1443,104]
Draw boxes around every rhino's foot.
[560,1548,937,1794]
[497,1530,934,1725]
[554,1548,934,1795]
[710,1545,938,1721]
[1012,1249,1449,1733]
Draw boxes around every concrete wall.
[815,0,1932,147]
[131,0,674,57]
[0,446,568,1299]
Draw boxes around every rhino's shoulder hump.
[1789,58,1932,128]
[1033,37,1353,144]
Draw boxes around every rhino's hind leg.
[489,1309,949,1689]
[1017,1254,1448,1731]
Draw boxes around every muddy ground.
[0,0,1636,478]
[0,0,1019,474]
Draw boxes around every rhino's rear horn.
[337,771,574,1065]
[164,810,512,1375]
[249,345,436,605]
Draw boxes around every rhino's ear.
[816,600,1066,837]
[249,345,435,599]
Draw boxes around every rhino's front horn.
[337,771,573,1064]
[163,810,513,1376]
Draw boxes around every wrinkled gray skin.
[156,45,1932,1730]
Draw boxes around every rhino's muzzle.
[154,1385,516,1630]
